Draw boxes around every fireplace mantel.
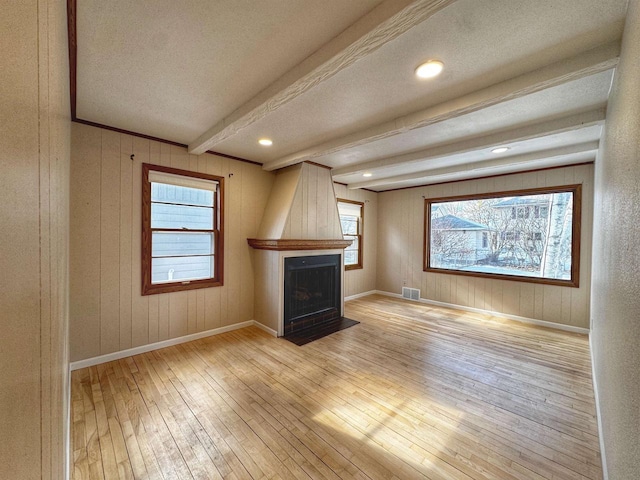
[247,238,352,251]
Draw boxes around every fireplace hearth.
[284,254,341,335]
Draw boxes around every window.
[424,185,581,287]
[337,199,364,270]
[142,164,224,295]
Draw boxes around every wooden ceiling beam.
[263,42,619,171]
[331,108,606,178]
[347,142,599,189]
[188,0,457,155]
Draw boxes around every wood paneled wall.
[377,165,594,329]
[283,163,343,239]
[70,123,274,362]
[0,1,70,478]
[333,184,378,297]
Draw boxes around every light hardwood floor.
[71,294,602,480]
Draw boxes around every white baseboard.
[70,320,270,370]
[590,335,608,479]
[372,290,590,334]
[345,290,378,301]
[65,365,71,480]
[252,321,278,337]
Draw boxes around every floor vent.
[402,287,420,301]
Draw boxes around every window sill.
[142,278,223,296]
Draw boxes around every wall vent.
[402,287,420,301]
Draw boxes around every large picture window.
[142,164,224,295]
[338,199,364,270]
[424,185,581,287]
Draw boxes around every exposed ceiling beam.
[263,42,619,171]
[331,109,605,178]
[188,0,457,155]
[348,142,599,189]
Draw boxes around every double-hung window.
[338,199,364,270]
[142,164,224,295]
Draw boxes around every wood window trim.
[423,184,582,288]
[338,198,364,271]
[142,163,224,295]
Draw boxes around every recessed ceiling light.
[491,147,510,154]
[415,60,444,79]
[362,172,373,177]
[258,138,273,146]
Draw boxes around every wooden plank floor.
[71,294,602,480]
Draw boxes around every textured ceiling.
[75,0,629,190]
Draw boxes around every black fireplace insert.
[284,254,341,335]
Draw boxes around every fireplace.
[284,254,341,335]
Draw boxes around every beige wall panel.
[188,290,198,334]
[334,184,378,297]
[303,164,313,236]
[376,188,403,294]
[377,164,594,328]
[70,124,274,361]
[132,137,151,346]
[160,142,171,167]
[100,130,122,354]
[0,0,70,477]
[0,3,42,474]
[285,168,304,238]
[283,163,342,240]
[252,250,280,332]
[196,289,206,332]
[204,154,224,331]
[314,166,327,235]
[257,165,299,239]
[119,135,133,350]
[158,294,170,341]
[169,290,188,339]
[170,144,189,170]
[502,282,519,316]
[70,124,102,359]
[225,161,242,327]
[217,156,232,327]
[519,283,535,319]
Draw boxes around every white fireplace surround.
[252,248,346,336]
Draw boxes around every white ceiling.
[76,0,629,191]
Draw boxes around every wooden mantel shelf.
[247,238,352,251]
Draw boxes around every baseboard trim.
[65,365,71,480]
[70,320,268,370]
[590,335,608,479]
[345,290,378,301]
[372,290,590,334]
[252,321,278,337]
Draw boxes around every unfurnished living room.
[2,1,639,479]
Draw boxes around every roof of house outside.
[493,196,550,207]
[432,214,488,231]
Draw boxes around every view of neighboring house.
[430,192,574,279]
[430,214,490,267]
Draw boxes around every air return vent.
[402,287,420,301]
